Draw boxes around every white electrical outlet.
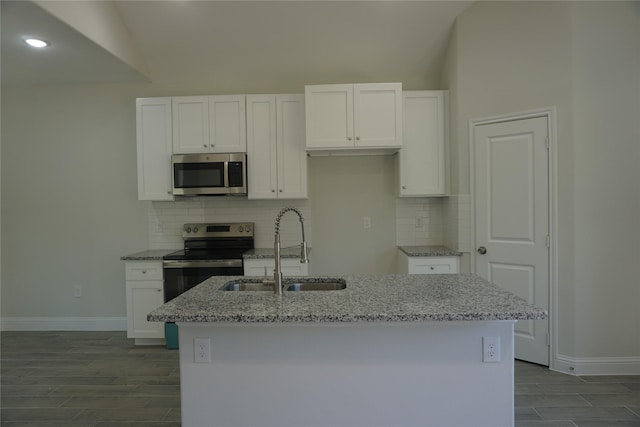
[363,216,371,229]
[194,338,211,363]
[74,286,82,298]
[483,336,501,363]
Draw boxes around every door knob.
[477,246,487,255]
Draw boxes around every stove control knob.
[185,227,191,233]
[246,225,252,232]
[238,225,244,232]
[193,227,198,233]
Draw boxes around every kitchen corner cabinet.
[305,83,402,151]
[244,258,309,277]
[125,261,165,343]
[172,95,246,154]
[397,251,459,274]
[246,94,307,199]
[397,91,447,197]
[136,98,174,201]
[397,91,448,197]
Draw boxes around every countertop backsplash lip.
[398,245,462,257]
[148,273,547,324]
[243,247,311,259]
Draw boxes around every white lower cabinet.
[244,258,309,277]
[125,262,165,343]
[397,251,459,274]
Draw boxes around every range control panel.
[182,223,254,239]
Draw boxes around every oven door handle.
[163,260,242,269]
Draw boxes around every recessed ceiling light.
[24,38,49,48]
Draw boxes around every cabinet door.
[136,98,174,201]
[399,91,446,196]
[126,281,164,339]
[246,95,278,199]
[354,83,402,148]
[209,95,246,153]
[172,96,210,153]
[305,84,353,149]
[276,95,307,199]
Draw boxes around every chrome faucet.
[266,207,309,295]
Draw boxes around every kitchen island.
[149,274,546,427]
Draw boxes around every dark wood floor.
[1,331,639,426]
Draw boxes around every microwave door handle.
[223,161,229,188]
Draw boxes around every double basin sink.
[221,278,346,292]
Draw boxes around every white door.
[474,116,550,366]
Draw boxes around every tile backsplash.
[148,196,469,251]
[395,198,445,246]
[148,198,312,249]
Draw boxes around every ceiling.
[1,1,473,91]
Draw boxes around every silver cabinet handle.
[356,136,360,141]
[347,137,352,141]
[203,144,207,148]
[477,246,487,255]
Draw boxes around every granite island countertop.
[148,274,547,323]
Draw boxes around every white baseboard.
[553,353,640,376]
[1,317,127,331]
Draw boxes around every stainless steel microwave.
[171,153,247,196]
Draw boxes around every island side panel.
[178,321,516,427]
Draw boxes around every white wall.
[1,84,149,320]
[569,1,640,359]
[308,156,397,275]
[448,1,640,370]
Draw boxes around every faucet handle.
[300,242,310,264]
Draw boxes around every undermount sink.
[220,282,275,292]
[220,278,346,292]
[286,280,347,291]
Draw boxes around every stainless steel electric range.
[162,222,254,347]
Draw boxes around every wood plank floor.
[2,331,639,426]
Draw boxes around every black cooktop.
[163,248,251,261]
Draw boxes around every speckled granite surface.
[244,247,311,259]
[148,274,547,323]
[120,249,179,261]
[398,246,462,257]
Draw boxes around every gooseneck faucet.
[268,207,309,295]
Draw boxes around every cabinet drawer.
[125,262,163,281]
[407,257,459,274]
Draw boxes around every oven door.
[162,259,243,302]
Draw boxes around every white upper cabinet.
[246,94,307,199]
[397,91,447,197]
[172,96,209,153]
[209,95,247,152]
[136,97,174,201]
[173,95,246,154]
[305,83,402,153]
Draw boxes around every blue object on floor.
[165,322,179,349]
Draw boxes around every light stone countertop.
[120,249,179,261]
[148,274,547,323]
[398,246,463,257]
